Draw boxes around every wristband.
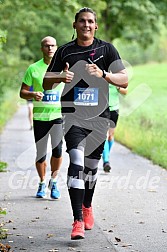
[102,70,107,78]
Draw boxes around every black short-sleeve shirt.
[47,38,124,120]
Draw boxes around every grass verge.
[115,62,167,169]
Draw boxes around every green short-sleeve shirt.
[22,59,64,121]
[109,85,119,111]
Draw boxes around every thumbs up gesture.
[61,62,74,83]
[64,62,69,72]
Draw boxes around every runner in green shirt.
[102,85,128,172]
[27,85,33,130]
[20,36,64,199]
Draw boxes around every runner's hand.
[85,63,103,78]
[60,62,74,83]
[33,92,44,101]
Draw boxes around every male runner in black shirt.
[43,7,128,240]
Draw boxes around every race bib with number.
[42,90,60,104]
[74,87,99,106]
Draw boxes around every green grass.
[115,62,167,169]
[0,162,7,172]
[0,90,19,172]
[0,90,19,133]
[0,208,7,239]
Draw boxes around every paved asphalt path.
[0,104,167,252]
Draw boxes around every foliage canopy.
[0,0,166,62]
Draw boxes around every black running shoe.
[103,162,111,172]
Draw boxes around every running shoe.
[82,205,94,230]
[48,179,61,199]
[36,182,46,198]
[71,220,85,240]
[103,162,111,173]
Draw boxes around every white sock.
[40,180,46,184]
[51,177,57,183]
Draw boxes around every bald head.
[41,36,57,47]
[41,36,57,64]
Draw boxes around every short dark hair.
[74,7,97,22]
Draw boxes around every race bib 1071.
[74,87,99,106]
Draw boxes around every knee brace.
[67,148,85,189]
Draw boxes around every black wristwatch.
[102,70,107,78]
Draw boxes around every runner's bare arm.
[43,63,74,90]
[86,64,128,88]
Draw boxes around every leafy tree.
[0,0,167,63]
[100,0,167,46]
[0,0,76,62]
